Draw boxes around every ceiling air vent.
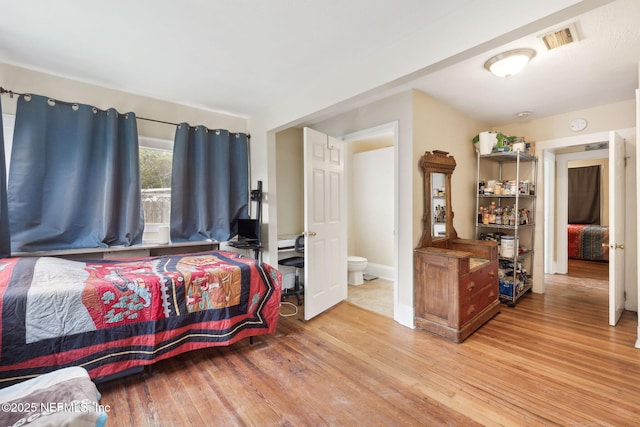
[540,24,579,50]
[585,142,608,151]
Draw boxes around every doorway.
[555,147,609,274]
[341,123,398,318]
[274,122,399,320]
[566,157,610,282]
[538,128,637,325]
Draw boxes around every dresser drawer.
[460,262,498,325]
[460,283,497,324]
[460,261,497,298]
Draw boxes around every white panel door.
[303,127,347,320]
[609,131,625,326]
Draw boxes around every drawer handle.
[488,290,496,298]
[467,281,475,291]
[488,271,495,278]
[467,305,476,315]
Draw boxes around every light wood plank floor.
[98,263,639,426]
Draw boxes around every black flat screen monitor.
[237,219,259,242]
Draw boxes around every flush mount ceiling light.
[484,48,536,77]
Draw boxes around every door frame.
[536,128,636,313]
[340,121,399,321]
[553,147,608,275]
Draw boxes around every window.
[139,136,173,227]
[3,117,174,245]
[1,113,14,181]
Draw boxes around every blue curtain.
[0,97,11,257]
[8,94,144,252]
[170,125,249,242]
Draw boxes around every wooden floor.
[567,258,609,280]
[98,261,639,426]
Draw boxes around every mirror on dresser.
[431,172,447,239]
[414,150,500,343]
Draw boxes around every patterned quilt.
[567,224,609,261]
[0,251,281,387]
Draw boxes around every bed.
[567,224,609,261]
[0,366,106,427]
[0,250,282,388]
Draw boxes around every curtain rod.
[0,86,250,137]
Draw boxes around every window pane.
[140,146,172,224]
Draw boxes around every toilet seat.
[347,256,368,285]
[347,256,367,269]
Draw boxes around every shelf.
[499,249,533,261]
[500,282,532,305]
[476,223,534,229]
[479,151,536,162]
[477,150,537,307]
[12,240,221,259]
[478,194,536,199]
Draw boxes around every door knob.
[608,243,624,249]
[305,231,317,237]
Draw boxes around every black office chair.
[278,235,304,305]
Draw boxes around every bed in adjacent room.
[567,224,609,262]
[567,165,608,262]
[0,250,281,388]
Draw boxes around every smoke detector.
[539,23,579,50]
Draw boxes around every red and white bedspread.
[0,251,281,387]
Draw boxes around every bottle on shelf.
[489,201,496,224]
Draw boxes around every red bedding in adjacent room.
[0,251,281,387]
[567,224,609,261]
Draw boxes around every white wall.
[275,128,304,237]
[351,147,394,277]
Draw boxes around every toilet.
[347,256,368,285]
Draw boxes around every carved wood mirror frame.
[417,150,458,248]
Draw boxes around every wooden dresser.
[414,240,499,342]
[414,151,499,343]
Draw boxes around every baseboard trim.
[365,263,394,281]
[395,303,414,328]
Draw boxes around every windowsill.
[11,240,221,259]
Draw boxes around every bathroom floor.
[346,278,393,318]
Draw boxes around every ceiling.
[407,0,640,125]
[0,0,638,127]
